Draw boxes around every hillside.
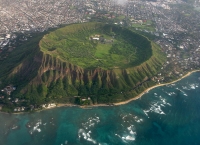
[0,22,166,110]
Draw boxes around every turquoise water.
[0,72,200,145]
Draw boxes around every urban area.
[0,0,200,112]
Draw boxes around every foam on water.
[1,72,200,145]
[117,114,138,143]
[159,95,171,106]
[29,119,42,134]
[165,91,176,96]
[81,116,100,129]
[176,88,188,96]
[182,83,199,90]
[78,116,100,144]
[65,140,68,144]
[78,129,97,144]
[121,113,143,123]
[166,83,176,87]
[124,135,135,141]
[190,84,196,89]
[143,95,172,117]
[144,103,165,115]
[115,125,136,143]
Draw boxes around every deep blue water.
[0,72,200,145]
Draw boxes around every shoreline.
[1,70,200,114]
[113,70,200,106]
[57,70,200,108]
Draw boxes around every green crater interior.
[40,22,152,69]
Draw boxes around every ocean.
[0,72,200,145]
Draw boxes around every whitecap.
[78,128,97,144]
[189,84,196,89]
[30,120,42,134]
[130,130,136,135]
[183,93,188,96]
[143,110,150,117]
[182,86,190,90]
[87,138,97,144]
[167,103,171,106]
[37,128,41,132]
[145,102,166,115]
[125,135,135,141]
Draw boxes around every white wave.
[121,113,143,123]
[87,138,97,144]
[78,129,97,144]
[128,125,136,135]
[79,116,100,144]
[122,115,127,120]
[166,83,176,87]
[143,110,150,118]
[182,83,199,90]
[176,88,188,96]
[116,124,136,143]
[11,125,18,130]
[98,143,108,145]
[151,104,165,115]
[65,140,68,144]
[37,128,41,132]
[160,97,171,106]
[144,99,168,116]
[130,130,134,134]
[29,119,42,134]
[134,117,143,123]
[190,84,196,89]
[182,86,190,90]
[121,135,136,142]
[82,116,100,130]
[125,135,135,141]
[163,90,176,96]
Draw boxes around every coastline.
[113,70,200,106]
[58,70,200,108]
[1,70,200,114]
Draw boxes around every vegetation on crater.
[0,22,166,111]
[40,22,152,69]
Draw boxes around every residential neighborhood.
[0,0,200,112]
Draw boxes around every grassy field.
[40,22,152,70]
[95,43,110,57]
